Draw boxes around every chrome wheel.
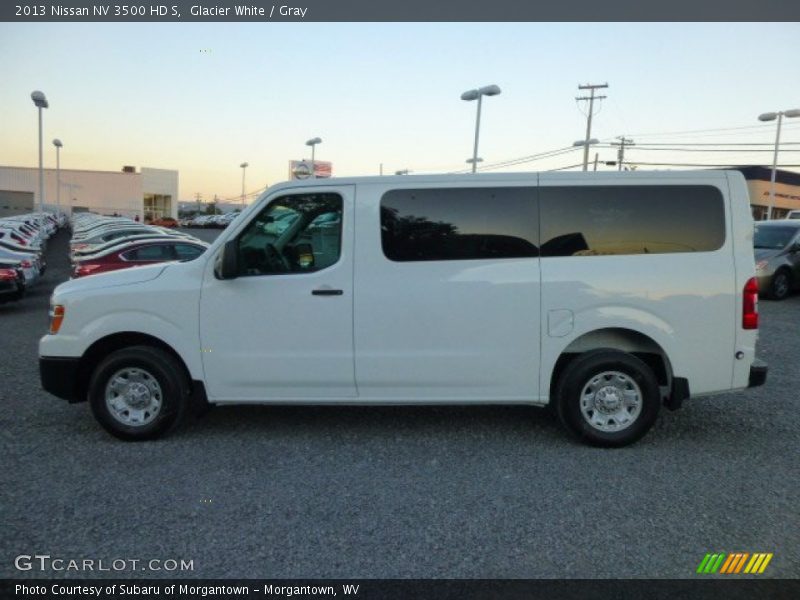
[104,367,163,427]
[579,370,642,433]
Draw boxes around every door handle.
[312,288,343,296]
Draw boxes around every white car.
[41,171,765,446]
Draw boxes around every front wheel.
[555,350,661,447]
[88,346,189,441]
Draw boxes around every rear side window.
[175,244,205,261]
[540,185,725,257]
[380,187,539,262]
[123,245,174,261]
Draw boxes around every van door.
[199,186,356,401]
[354,184,542,402]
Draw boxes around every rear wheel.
[555,350,661,447]
[88,345,189,441]
[768,269,791,301]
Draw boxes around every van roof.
[267,169,735,194]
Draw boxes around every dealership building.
[732,166,800,220]
[0,165,178,221]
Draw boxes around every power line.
[620,161,800,168]
[600,146,800,153]
[623,122,800,138]
[627,141,800,147]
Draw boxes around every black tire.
[88,345,189,441]
[555,350,661,447]
[768,269,791,301]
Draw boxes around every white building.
[0,165,178,220]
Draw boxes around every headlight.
[755,260,768,271]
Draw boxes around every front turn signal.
[49,305,65,334]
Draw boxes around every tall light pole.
[573,139,598,171]
[305,137,322,178]
[31,91,49,212]
[461,85,501,173]
[53,139,63,213]
[758,109,800,220]
[576,83,608,171]
[239,162,248,209]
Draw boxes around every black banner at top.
[2,0,800,22]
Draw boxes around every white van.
[40,171,766,446]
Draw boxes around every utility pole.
[195,192,202,214]
[611,136,634,171]
[576,83,608,171]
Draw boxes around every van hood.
[55,263,169,297]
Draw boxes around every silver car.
[754,220,800,300]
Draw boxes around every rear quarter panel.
[538,172,737,399]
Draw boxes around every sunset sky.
[1,22,799,201]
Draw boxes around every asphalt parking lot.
[1,228,798,579]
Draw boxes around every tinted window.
[236,193,343,276]
[381,188,539,262]
[540,185,725,257]
[175,244,205,260]
[753,224,800,250]
[123,244,174,261]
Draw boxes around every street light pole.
[305,137,322,178]
[759,109,800,219]
[461,85,501,174]
[240,162,248,209]
[53,139,63,213]
[31,91,49,212]
[573,138,599,170]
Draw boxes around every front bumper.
[749,359,768,388]
[40,356,81,402]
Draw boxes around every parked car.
[151,217,178,228]
[785,210,800,220]
[0,265,26,303]
[72,238,209,278]
[70,232,198,262]
[40,171,765,446]
[754,220,800,300]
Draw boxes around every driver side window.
[236,193,343,277]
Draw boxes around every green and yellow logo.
[696,552,773,574]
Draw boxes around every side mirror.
[214,239,239,280]
[293,243,315,270]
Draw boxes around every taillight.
[0,268,16,281]
[74,264,101,278]
[49,305,65,334]
[20,260,32,269]
[743,277,759,330]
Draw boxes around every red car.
[150,217,179,228]
[0,266,25,303]
[73,239,208,278]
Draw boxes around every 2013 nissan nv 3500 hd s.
[40,171,767,446]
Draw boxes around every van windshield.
[753,225,798,250]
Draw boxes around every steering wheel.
[264,242,290,272]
